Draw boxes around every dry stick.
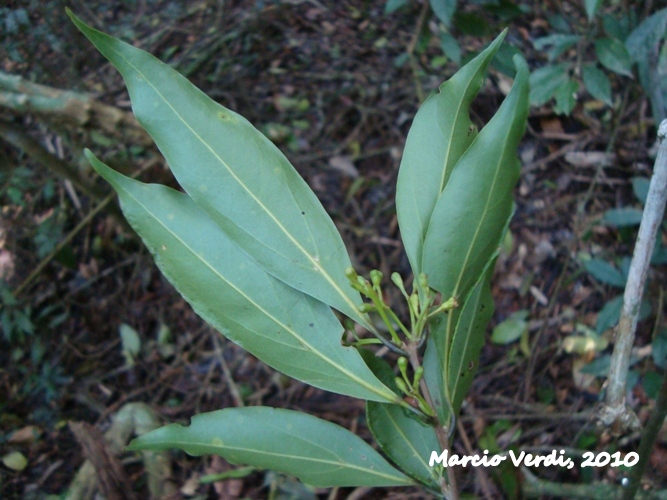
[0,119,107,202]
[406,0,430,104]
[0,70,152,146]
[600,119,667,431]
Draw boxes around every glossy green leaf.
[652,329,667,369]
[532,34,580,61]
[86,153,400,404]
[626,8,667,121]
[603,207,644,227]
[596,295,652,333]
[529,63,569,106]
[367,401,442,488]
[422,55,529,301]
[69,11,372,330]
[584,259,626,288]
[582,64,612,105]
[385,0,410,14]
[491,310,528,345]
[626,8,667,73]
[360,351,441,488]
[440,32,461,65]
[595,37,633,77]
[423,265,495,427]
[430,0,457,26]
[396,30,506,276]
[584,0,603,21]
[127,407,414,487]
[446,269,494,414]
[553,79,579,115]
[632,177,650,204]
[422,334,446,425]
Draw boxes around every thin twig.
[600,119,667,431]
[406,1,430,104]
[405,342,458,500]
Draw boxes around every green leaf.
[360,351,441,488]
[585,0,603,21]
[68,10,372,331]
[447,269,494,413]
[430,0,457,26]
[603,207,644,227]
[127,407,414,487]
[422,334,447,424]
[2,451,27,471]
[86,153,400,404]
[626,8,667,83]
[396,30,506,277]
[440,32,461,65]
[422,55,528,301]
[491,42,522,77]
[595,37,634,77]
[529,64,569,106]
[385,0,410,14]
[652,329,667,369]
[625,8,667,121]
[491,310,528,344]
[596,295,623,333]
[119,323,141,367]
[596,295,652,333]
[582,64,612,105]
[366,401,442,488]
[532,34,580,61]
[553,79,579,115]
[632,177,650,205]
[584,259,626,288]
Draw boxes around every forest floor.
[1,0,666,498]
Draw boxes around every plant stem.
[404,341,459,500]
[600,119,667,431]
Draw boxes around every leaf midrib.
[379,405,438,483]
[97,35,366,328]
[165,440,412,484]
[116,180,396,403]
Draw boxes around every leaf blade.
[595,37,634,77]
[367,401,442,488]
[68,10,371,330]
[447,269,494,414]
[127,407,415,488]
[582,64,612,105]
[86,153,400,404]
[422,55,529,301]
[396,30,506,276]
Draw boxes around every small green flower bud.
[397,356,408,380]
[344,266,358,282]
[358,303,375,313]
[418,272,428,290]
[409,293,420,315]
[394,377,410,396]
[370,269,383,288]
[417,398,436,417]
[413,366,424,387]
